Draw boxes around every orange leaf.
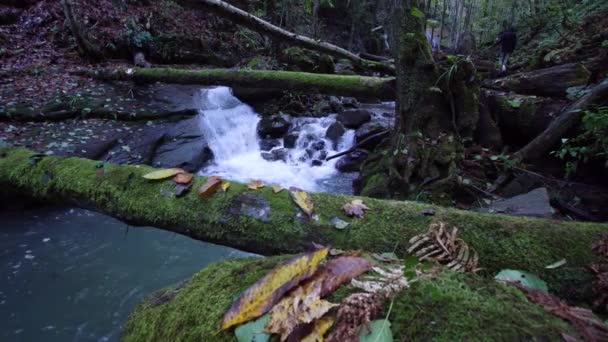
[221,247,329,331]
[198,176,222,199]
[247,179,265,190]
[173,172,193,184]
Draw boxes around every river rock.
[342,97,359,109]
[259,139,281,151]
[311,159,323,167]
[328,96,343,113]
[325,121,346,146]
[152,117,213,172]
[261,148,288,162]
[311,140,325,151]
[257,115,291,139]
[355,122,389,149]
[313,100,332,116]
[284,133,298,148]
[335,149,368,172]
[482,188,555,218]
[338,109,372,129]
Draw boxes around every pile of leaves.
[590,234,608,313]
[220,247,409,342]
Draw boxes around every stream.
[0,87,379,341]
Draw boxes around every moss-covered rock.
[280,47,335,74]
[122,256,574,341]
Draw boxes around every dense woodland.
[1,0,608,341]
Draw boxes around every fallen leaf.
[290,187,313,218]
[272,184,284,193]
[342,199,370,218]
[173,172,193,184]
[265,282,338,341]
[351,266,409,296]
[221,181,231,192]
[199,176,222,199]
[301,316,334,342]
[327,292,385,342]
[234,314,270,342]
[372,252,399,263]
[248,179,265,190]
[495,269,548,292]
[545,259,566,269]
[143,168,185,180]
[330,217,349,230]
[359,319,393,342]
[221,248,328,330]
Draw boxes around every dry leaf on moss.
[221,181,231,192]
[351,266,409,297]
[326,292,385,342]
[290,187,314,218]
[198,176,222,199]
[221,247,328,330]
[247,179,265,190]
[272,184,284,193]
[407,221,480,273]
[143,168,185,180]
[301,316,335,342]
[173,172,193,184]
[342,199,370,218]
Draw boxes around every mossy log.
[122,256,575,341]
[78,68,397,100]
[1,147,607,303]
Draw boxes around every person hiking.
[497,27,517,72]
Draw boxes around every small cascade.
[197,87,355,192]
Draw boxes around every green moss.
[360,174,390,198]
[123,256,573,341]
[0,147,606,303]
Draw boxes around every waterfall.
[197,87,355,192]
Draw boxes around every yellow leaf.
[289,187,313,218]
[173,172,193,184]
[265,281,337,341]
[198,176,222,199]
[221,247,329,331]
[272,184,284,193]
[247,179,265,190]
[301,316,335,342]
[142,168,185,180]
[221,181,231,192]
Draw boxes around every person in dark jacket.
[497,27,517,71]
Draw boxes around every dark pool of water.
[0,206,252,341]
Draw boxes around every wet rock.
[355,122,389,149]
[261,148,288,162]
[335,59,356,75]
[134,52,152,68]
[325,121,346,147]
[257,115,291,139]
[259,139,281,151]
[328,96,343,113]
[306,148,315,158]
[311,140,325,151]
[337,109,372,129]
[342,97,359,109]
[483,188,555,218]
[311,159,323,167]
[284,133,299,148]
[335,149,368,172]
[313,100,332,115]
[317,150,328,160]
[227,193,271,221]
[152,117,214,172]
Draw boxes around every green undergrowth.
[122,255,572,341]
[0,147,606,303]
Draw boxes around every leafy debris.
[247,179,265,190]
[326,292,385,342]
[407,221,480,273]
[221,247,328,330]
[301,316,335,342]
[143,168,185,180]
[198,176,222,199]
[221,181,231,192]
[331,217,349,230]
[289,187,314,218]
[173,172,193,184]
[495,270,548,292]
[351,266,409,296]
[359,319,393,342]
[271,184,284,193]
[342,199,370,218]
[234,314,270,342]
[592,233,608,258]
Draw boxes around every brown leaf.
[173,172,193,184]
[312,256,372,297]
[290,187,313,218]
[507,281,608,342]
[198,176,222,199]
[407,221,480,273]
[247,179,265,190]
[342,199,370,218]
[301,316,335,342]
[326,292,385,342]
[220,248,328,330]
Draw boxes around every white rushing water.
[197,87,355,192]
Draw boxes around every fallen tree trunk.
[0,147,606,302]
[0,105,197,122]
[514,80,608,161]
[177,0,395,74]
[78,67,397,100]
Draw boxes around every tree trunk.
[78,67,396,100]
[179,0,394,74]
[514,81,608,161]
[1,147,605,301]
[60,0,100,59]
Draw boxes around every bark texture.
[0,147,606,302]
[79,67,396,100]
[60,0,101,58]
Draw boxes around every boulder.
[311,159,323,167]
[325,121,346,147]
[338,109,372,129]
[152,118,213,172]
[355,122,389,149]
[486,63,591,97]
[335,149,369,172]
[342,97,359,109]
[283,133,299,148]
[310,140,325,151]
[261,148,288,162]
[257,115,291,139]
[483,188,555,218]
[280,47,334,74]
[328,96,343,113]
[313,100,332,115]
[259,139,281,151]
